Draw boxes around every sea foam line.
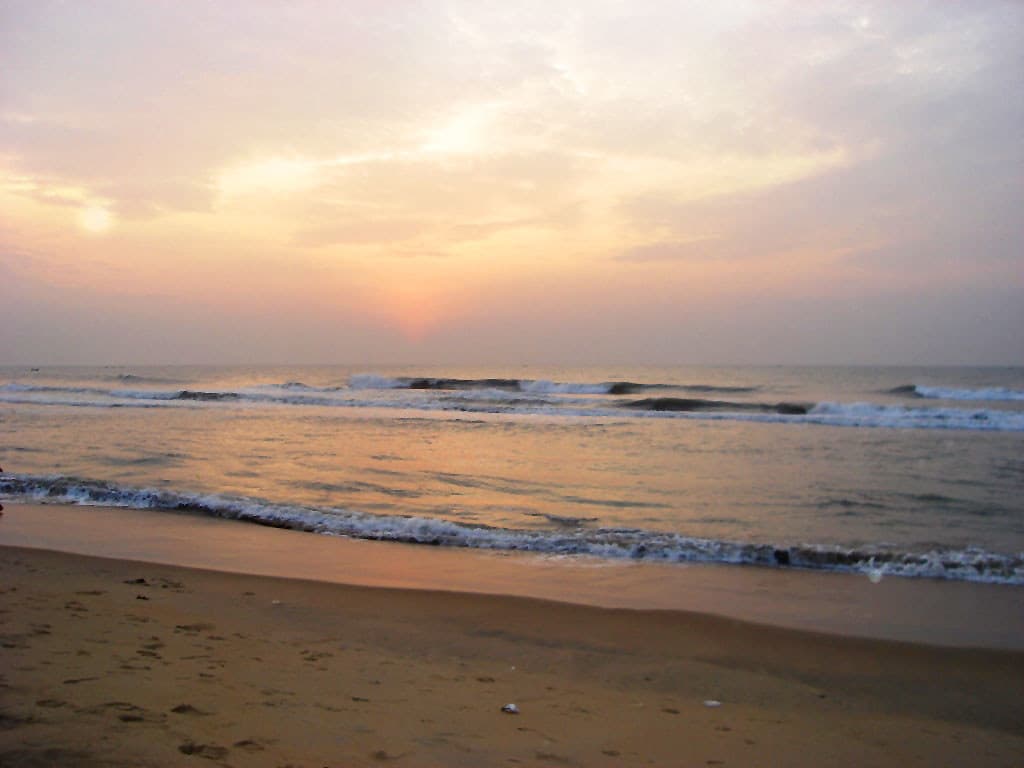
[2,475,1021,585]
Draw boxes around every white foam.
[915,385,1024,402]
[4,380,1023,432]
[110,389,184,400]
[348,374,407,390]
[519,379,612,395]
[806,402,1024,431]
[3,475,1021,585]
[273,381,345,392]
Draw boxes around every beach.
[2,364,1023,765]
[2,505,1024,767]
[5,0,1024,760]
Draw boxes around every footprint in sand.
[35,699,68,709]
[62,676,100,685]
[372,749,409,761]
[178,742,229,760]
[535,751,572,764]
[175,623,216,635]
[300,649,333,662]
[170,703,211,716]
[85,701,166,724]
[232,739,265,752]
[0,712,38,729]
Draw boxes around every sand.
[1,544,1023,767]
[4,501,1023,650]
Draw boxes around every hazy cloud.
[0,0,1021,364]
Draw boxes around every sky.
[1,0,1022,366]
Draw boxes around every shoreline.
[2,544,1023,766]
[2,502,1023,650]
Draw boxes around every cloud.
[1,0,1021,364]
[614,239,724,263]
[293,218,428,248]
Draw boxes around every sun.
[78,205,113,234]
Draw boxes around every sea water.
[1,364,1022,584]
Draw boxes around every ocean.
[1,364,1022,585]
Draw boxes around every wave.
[913,385,1024,402]
[175,390,239,401]
[349,374,613,394]
[889,383,1024,402]
[2,382,110,396]
[347,374,754,396]
[615,400,1024,430]
[4,382,1023,431]
[611,400,1024,431]
[2,474,1020,585]
[111,373,188,385]
[522,379,625,395]
[887,384,922,397]
[0,383,240,403]
[280,381,344,392]
[805,402,1024,431]
[621,397,809,415]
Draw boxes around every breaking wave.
[889,383,1024,402]
[110,373,189,385]
[3,381,1024,431]
[621,397,809,415]
[805,402,1024,431]
[2,474,1021,585]
[913,385,1024,402]
[347,374,753,396]
[887,384,922,397]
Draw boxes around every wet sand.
[3,502,1023,650]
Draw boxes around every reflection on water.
[3,395,1022,554]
